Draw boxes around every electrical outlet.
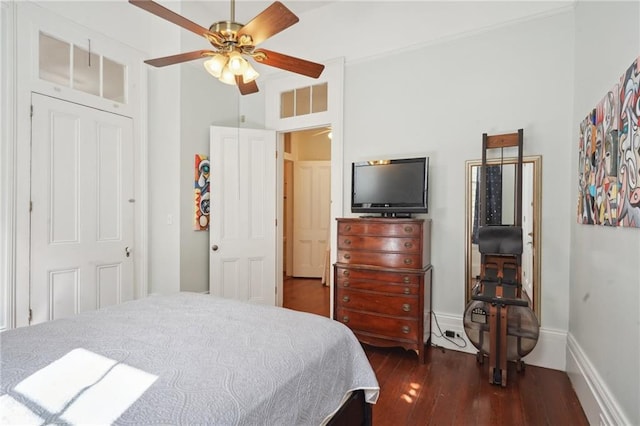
[444,330,455,338]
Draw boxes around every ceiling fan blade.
[236,76,259,96]
[254,49,324,79]
[129,0,212,38]
[145,50,213,67]
[237,1,299,46]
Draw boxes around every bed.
[0,292,379,425]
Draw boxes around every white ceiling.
[180,1,575,67]
[125,0,576,80]
[182,0,334,24]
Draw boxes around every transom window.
[280,82,327,118]
[39,32,127,104]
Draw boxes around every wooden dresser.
[334,217,432,363]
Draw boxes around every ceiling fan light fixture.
[130,0,325,96]
[242,62,260,83]
[219,65,237,85]
[228,51,248,75]
[204,54,228,78]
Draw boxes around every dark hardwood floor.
[283,276,588,426]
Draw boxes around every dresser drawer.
[336,289,419,317]
[337,235,421,253]
[337,249,422,268]
[336,266,420,284]
[336,308,419,341]
[336,279,419,295]
[335,266,420,293]
[338,221,421,237]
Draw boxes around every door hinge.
[30,105,33,118]
[29,201,33,212]
[275,219,277,227]
[28,308,32,324]
[275,150,278,159]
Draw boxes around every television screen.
[351,157,429,216]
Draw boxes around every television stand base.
[381,213,412,218]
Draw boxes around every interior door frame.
[7,2,148,328]
[0,1,17,331]
[264,57,344,312]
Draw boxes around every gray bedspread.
[0,293,379,425]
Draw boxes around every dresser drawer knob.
[343,281,350,287]
[403,276,410,283]
[342,270,350,277]
[404,241,413,249]
[402,303,411,312]
[344,253,351,260]
[402,325,410,334]
[404,226,413,233]
[342,316,350,323]
[344,239,351,245]
[345,225,351,232]
[403,258,413,265]
[403,287,411,295]
[342,295,350,303]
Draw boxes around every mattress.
[0,292,379,425]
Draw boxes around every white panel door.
[292,161,331,278]
[30,93,135,324]
[209,127,276,305]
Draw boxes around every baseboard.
[566,333,631,426]
[429,311,567,370]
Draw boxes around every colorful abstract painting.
[194,154,210,231]
[578,56,640,228]
[617,57,640,227]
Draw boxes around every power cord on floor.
[431,311,468,349]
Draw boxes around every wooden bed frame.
[327,390,372,426]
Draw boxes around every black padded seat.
[478,226,523,255]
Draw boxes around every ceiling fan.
[129,0,325,95]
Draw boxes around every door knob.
[125,246,131,257]
[211,245,219,251]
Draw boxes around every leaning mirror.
[464,155,542,320]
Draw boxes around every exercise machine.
[463,129,539,386]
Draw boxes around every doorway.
[282,126,331,316]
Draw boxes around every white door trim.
[0,1,17,331]
[10,2,148,328]
[264,57,344,314]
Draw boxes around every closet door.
[30,93,135,324]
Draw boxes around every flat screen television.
[351,157,429,217]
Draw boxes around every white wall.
[148,65,182,295]
[178,63,241,293]
[568,2,640,425]
[344,11,574,338]
[176,0,266,292]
